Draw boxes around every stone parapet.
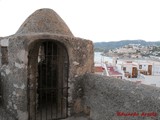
[73,73,160,120]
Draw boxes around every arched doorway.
[28,40,69,120]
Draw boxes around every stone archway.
[28,40,69,120]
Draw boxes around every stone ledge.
[73,73,160,120]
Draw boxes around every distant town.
[94,40,160,88]
[105,44,160,60]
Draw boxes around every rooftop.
[94,66,105,73]
[107,66,122,76]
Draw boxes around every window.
[139,65,142,69]
[1,47,8,65]
[123,67,126,72]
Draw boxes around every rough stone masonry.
[0,8,159,120]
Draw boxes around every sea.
[94,52,113,64]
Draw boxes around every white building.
[116,60,138,79]
[136,60,160,76]
[116,59,160,87]
[115,47,137,54]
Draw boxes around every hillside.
[94,40,160,52]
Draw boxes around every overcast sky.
[0,0,160,42]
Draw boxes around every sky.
[0,0,160,42]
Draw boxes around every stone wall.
[0,8,94,119]
[0,34,94,120]
[0,36,28,120]
[73,73,160,120]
